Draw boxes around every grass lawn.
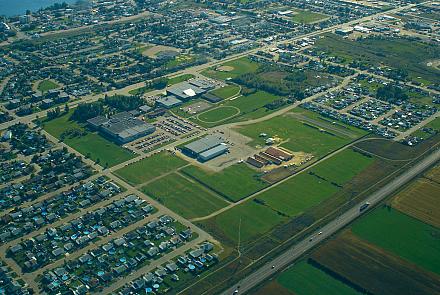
[411,117,440,139]
[197,106,240,123]
[209,84,241,100]
[352,207,440,275]
[291,10,328,24]
[128,85,154,95]
[166,54,195,68]
[278,261,360,295]
[181,163,269,202]
[42,112,135,167]
[141,173,228,219]
[202,57,260,80]
[37,80,59,93]
[309,149,374,185]
[114,151,188,185]
[236,113,355,157]
[168,74,195,86]
[209,199,287,243]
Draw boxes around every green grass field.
[258,172,339,216]
[181,164,269,202]
[202,57,260,80]
[209,84,241,99]
[236,113,356,157]
[257,149,374,216]
[37,80,59,93]
[309,149,374,185]
[316,34,440,85]
[197,106,240,123]
[352,207,440,275]
[209,199,287,243]
[141,173,228,219]
[167,74,195,86]
[277,261,360,295]
[291,10,328,24]
[42,112,135,167]
[114,151,188,185]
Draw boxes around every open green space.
[291,10,328,24]
[309,149,374,185]
[277,261,360,295]
[202,57,260,80]
[197,106,240,123]
[209,84,241,99]
[37,80,59,93]
[42,111,135,167]
[168,74,195,86]
[208,199,287,243]
[258,173,339,216]
[315,34,440,85]
[182,163,269,202]
[114,151,188,185]
[352,206,440,275]
[411,117,440,139]
[236,112,359,157]
[141,173,228,219]
[166,54,195,68]
[256,149,374,216]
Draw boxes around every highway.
[221,147,440,295]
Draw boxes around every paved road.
[221,147,440,295]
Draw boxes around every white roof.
[183,88,196,97]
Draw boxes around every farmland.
[42,111,135,167]
[392,178,440,228]
[352,206,440,275]
[311,231,440,295]
[114,151,188,185]
[181,163,269,202]
[277,261,360,295]
[141,173,228,219]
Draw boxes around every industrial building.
[182,135,228,162]
[87,112,156,144]
[156,96,183,109]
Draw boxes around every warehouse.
[156,96,182,109]
[182,135,228,161]
[167,82,206,100]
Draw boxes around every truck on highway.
[360,202,370,212]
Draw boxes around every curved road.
[222,147,440,295]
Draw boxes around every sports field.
[197,106,240,123]
[291,10,328,24]
[142,173,228,219]
[236,113,356,157]
[209,84,241,100]
[202,57,260,80]
[277,261,359,295]
[181,164,268,202]
[43,112,135,167]
[312,231,440,295]
[114,151,188,185]
[352,207,440,275]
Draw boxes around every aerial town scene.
[0,0,439,294]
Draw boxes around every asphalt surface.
[222,147,440,295]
